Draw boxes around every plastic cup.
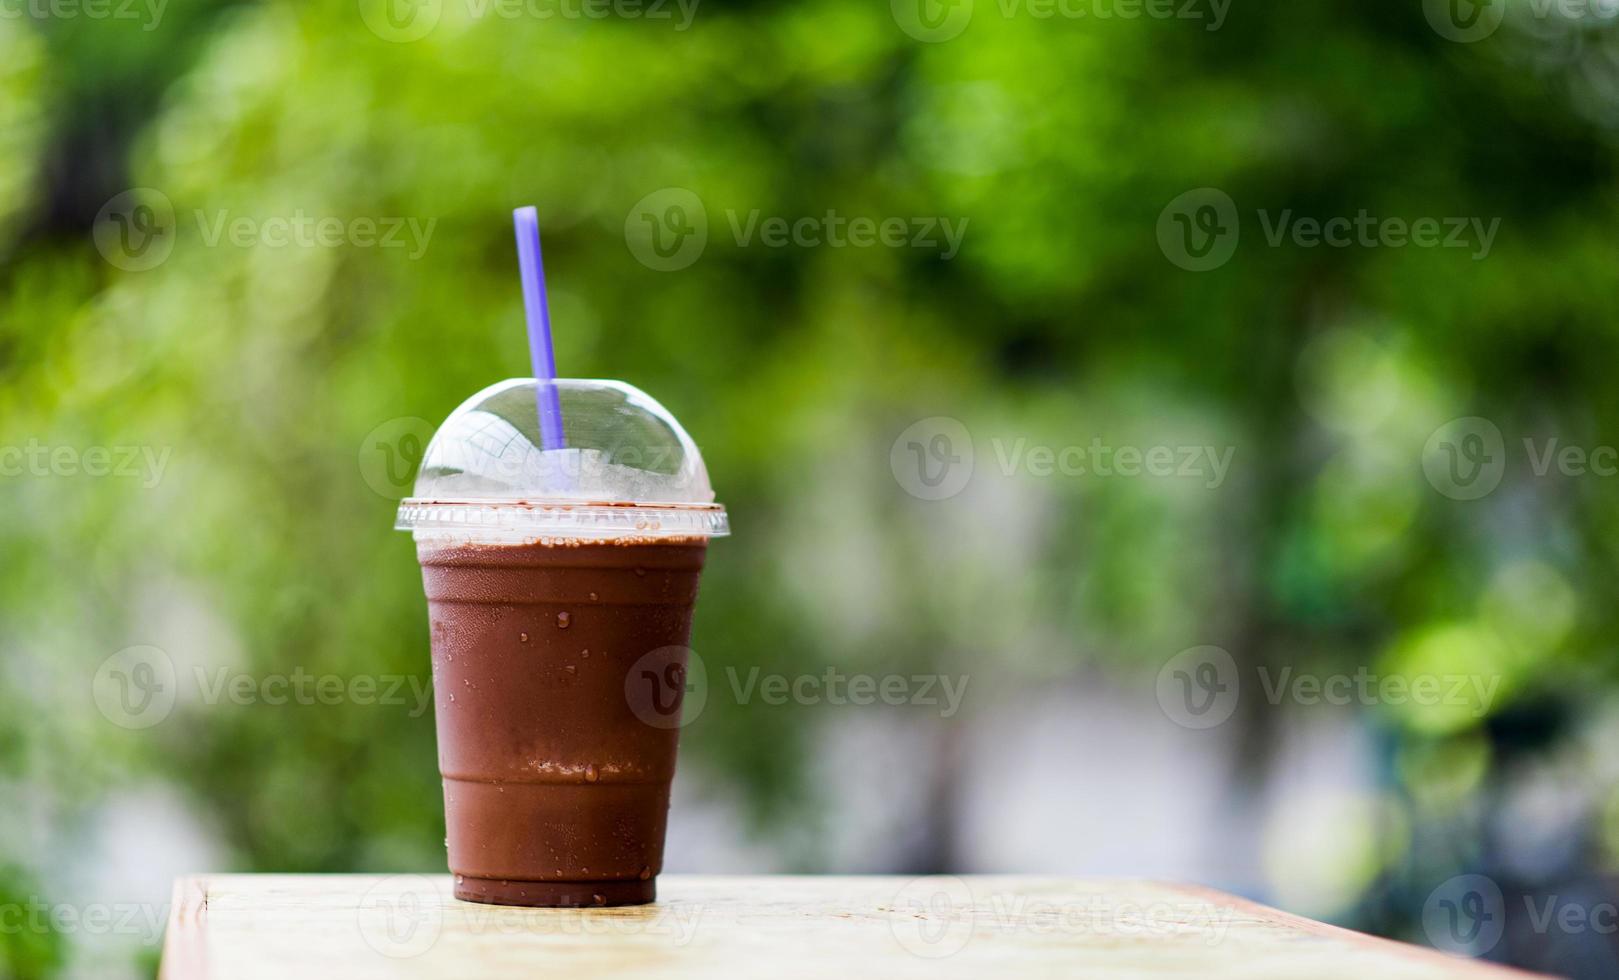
[396,378,728,907]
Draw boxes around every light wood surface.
[159,874,1547,979]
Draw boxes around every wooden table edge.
[1161,880,1555,979]
[159,876,210,980]
[157,874,1560,980]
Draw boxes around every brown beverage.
[419,536,707,907]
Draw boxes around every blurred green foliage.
[4,0,1619,975]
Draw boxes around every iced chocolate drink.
[398,379,728,907]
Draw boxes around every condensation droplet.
[584,764,599,783]
[520,632,530,643]
[633,568,646,577]
[638,866,651,880]
[589,592,599,601]
[556,612,572,629]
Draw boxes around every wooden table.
[159,875,1544,979]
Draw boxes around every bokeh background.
[4,0,1619,976]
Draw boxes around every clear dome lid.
[396,378,729,541]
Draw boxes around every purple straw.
[513,206,566,450]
